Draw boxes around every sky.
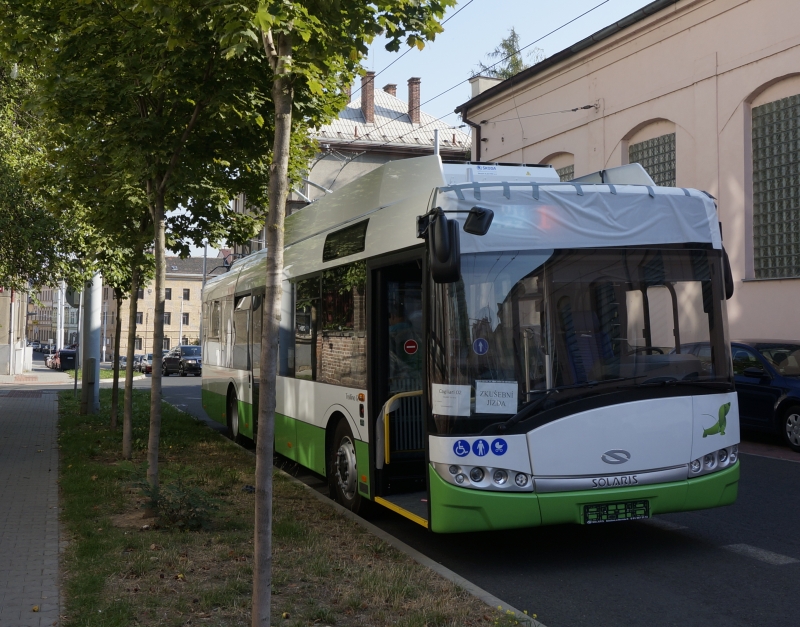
[192,0,655,256]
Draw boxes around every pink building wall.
[463,0,800,340]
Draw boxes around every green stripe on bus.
[202,389,227,426]
[429,462,740,533]
[295,420,326,476]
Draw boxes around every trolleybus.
[202,155,740,532]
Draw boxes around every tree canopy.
[475,27,545,80]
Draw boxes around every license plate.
[584,500,649,524]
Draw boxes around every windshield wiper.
[485,379,612,435]
[632,378,732,389]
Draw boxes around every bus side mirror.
[428,211,461,283]
[463,206,494,236]
[722,246,734,300]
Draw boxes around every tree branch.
[261,28,279,73]
[158,59,214,193]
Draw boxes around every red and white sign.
[403,339,418,355]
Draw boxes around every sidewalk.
[0,388,61,626]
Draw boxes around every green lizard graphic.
[702,402,730,437]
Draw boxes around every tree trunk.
[253,32,293,627]
[110,290,123,429]
[122,264,140,460]
[147,190,166,494]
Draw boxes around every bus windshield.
[429,247,733,436]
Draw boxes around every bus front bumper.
[428,462,739,533]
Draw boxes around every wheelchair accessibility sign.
[453,438,509,458]
[453,440,471,457]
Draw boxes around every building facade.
[456,0,800,340]
[0,287,29,375]
[103,257,223,359]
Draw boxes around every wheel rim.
[229,397,239,438]
[335,436,357,500]
[786,412,800,447]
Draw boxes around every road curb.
[275,466,543,627]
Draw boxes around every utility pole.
[102,301,107,362]
[79,272,102,414]
[56,282,64,350]
[200,241,207,345]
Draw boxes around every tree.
[1,0,273,492]
[219,2,456,624]
[0,61,84,291]
[475,27,545,80]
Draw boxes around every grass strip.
[63,368,117,380]
[59,389,524,627]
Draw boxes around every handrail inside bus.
[380,390,423,466]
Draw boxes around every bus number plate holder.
[583,500,649,524]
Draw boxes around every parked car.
[162,345,202,377]
[677,340,800,452]
[116,355,128,370]
[132,354,144,371]
[139,353,153,374]
[31,341,41,351]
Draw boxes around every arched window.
[624,120,676,187]
[541,152,575,182]
[751,92,800,279]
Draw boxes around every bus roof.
[205,156,721,297]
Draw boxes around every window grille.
[556,164,574,182]
[629,133,676,187]
[752,93,800,279]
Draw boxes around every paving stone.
[0,390,60,626]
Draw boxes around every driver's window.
[732,348,762,375]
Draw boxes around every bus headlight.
[690,459,702,473]
[493,469,508,485]
[469,467,485,483]
[449,465,460,475]
[718,448,728,463]
[704,453,715,469]
[729,445,738,463]
[515,473,529,487]
[455,473,467,485]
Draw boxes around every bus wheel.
[781,405,800,452]
[330,420,363,513]
[227,390,244,445]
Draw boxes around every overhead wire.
[333,0,613,152]
[350,0,477,98]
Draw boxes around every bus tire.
[781,405,800,452]
[329,420,364,514]
[227,388,245,446]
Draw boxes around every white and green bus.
[201,155,740,532]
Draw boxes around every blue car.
[678,340,800,451]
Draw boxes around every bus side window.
[233,295,251,371]
[252,293,262,374]
[319,261,367,388]
[210,301,221,338]
[294,277,319,380]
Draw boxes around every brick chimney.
[383,83,397,96]
[361,71,375,124]
[408,77,421,125]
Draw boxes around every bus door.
[371,259,427,508]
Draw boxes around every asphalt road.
[144,375,800,627]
